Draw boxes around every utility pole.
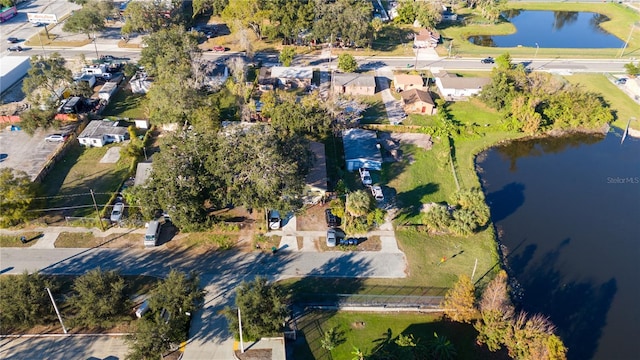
[90,189,105,231]
[620,22,638,58]
[238,308,245,353]
[46,287,68,334]
[448,39,454,58]
[93,33,99,59]
[471,258,478,282]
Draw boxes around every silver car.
[110,202,124,222]
[326,229,337,247]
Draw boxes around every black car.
[325,209,338,227]
[481,57,495,64]
[7,45,23,52]
[7,37,19,44]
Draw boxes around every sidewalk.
[0,225,146,249]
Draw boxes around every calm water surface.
[476,130,640,360]
[469,11,624,48]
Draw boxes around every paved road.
[0,246,406,359]
[0,334,130,360]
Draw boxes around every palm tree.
[429,332,457,360]
[346,190,372,217]
[351,346,365,360]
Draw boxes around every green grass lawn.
[439,2,640,59]
[565,73,640,129]
[42,143,131,219]
[292,311,506,360]
[102,90,148,119]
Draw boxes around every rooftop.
[332,73,376,88]
[400,89,435,105]
[438,76,491,90]
[270,66,313,80]
[394,74,424,86]
[79,120,129,139]
[342,128,382,163]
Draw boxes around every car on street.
[7,45,23,52]
[213,45,226,52]
[326,229,337,247]
[615,78,627,85]
[325,209,339,227]
[370,185,384,201]
[45,134,67,142]
[359,168,372,186]
[7,37,19,44]
[268,210,281,230]
[32,22,45,27]
[481,57,495,64]
[111,202,125,222]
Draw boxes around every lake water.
[469,11,625,48]
[476,129,640,360]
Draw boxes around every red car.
[212,45,226,52]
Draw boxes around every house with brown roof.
[400,89,436,115]
[413,28,440,48]
[394,74,425,92]
[435,71,491,100]
[332,73,376,96]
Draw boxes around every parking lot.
[0,126,72,181]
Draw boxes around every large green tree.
[313,0,372,48]
[221,0,270,39]
[475,270,514,352]
[122,0,182,34]
[0,271,54,329]
[127,270,204,360]
[22,53,73,106]
[68,268,128,327]
[346,189,373,217]
[337,53,358,73]
[63,1,112,39]
[224,277,289,340]
[0,168,38,227]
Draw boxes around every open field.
[102,90,148,119]
[42,143,131,220]
[292,311,508,360]
[55,231,143,248]
[438,2,640,59]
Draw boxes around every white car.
[268,210,281,230]
[370,185,384,201]
[45,134,66,142]
[359,168,372,186]
[110,202,125,222]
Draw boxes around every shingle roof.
[438,76,491,90]
[342,129,382,163]
[332,73,376,88]
[79,120,129,139]
[270,66,313,79]
[394,74,424,87]
[400,89,434,105]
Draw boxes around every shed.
[98,81,119,101]
[332,73,376,96]
[435,71,490,99]
[394,74,425,92]
[78,120,130,147]
[342,129,382,172]
[401,89,436,115]
[304,142,328,204]
[270,66,313,89]
[0,56,30,94]
[76,74,96,88]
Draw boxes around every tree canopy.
[224,277,289,340]
[0,271,54,329]
[129,125,311,230]
[338,53,358,73]
[68,268,128,327]
[63,1,113,38]
[441,274,476,323]
[22,53,73,107]
[0,168,38,227]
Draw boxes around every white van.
[144,220,161,247]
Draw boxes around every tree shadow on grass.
[394,183,439,223]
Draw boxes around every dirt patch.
[55,231,143,248]
[296,204,329,231]
[235,349,272,360]
[388,132,433,151]
[352,321,366,329]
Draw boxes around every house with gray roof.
[270,66,313,89]
[342,128,382,172]
[435,71,490,100]
[332,73,376,96]
[78,120,130,147]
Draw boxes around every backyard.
[291,311,508,360]
[41,142,133,223]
